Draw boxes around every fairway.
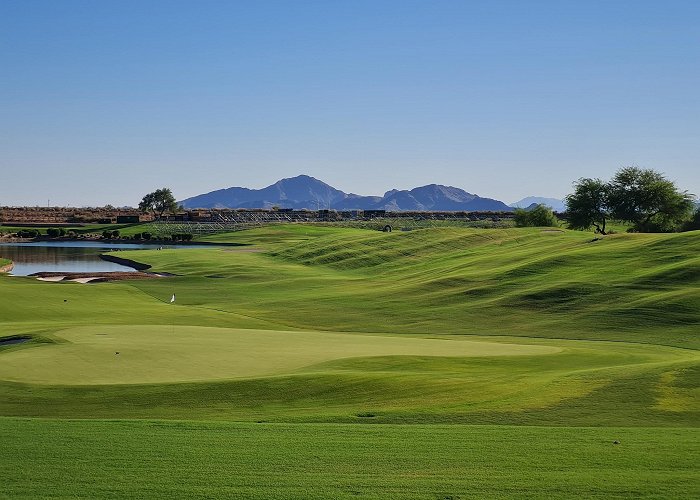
[2,419,698,500]
[0,325,558,384]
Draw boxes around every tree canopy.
[607,167,695,232]
[138,188,179,219]
[565,167,695,233]
[565,178,611,235]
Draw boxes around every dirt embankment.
[1,206,148,224]
[0,261,14,273]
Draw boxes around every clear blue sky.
[1,0,698,206]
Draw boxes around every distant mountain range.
[509,197,566,212]
[180,175,515,212]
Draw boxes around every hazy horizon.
[2,0,698,207]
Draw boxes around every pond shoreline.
[0,241,193,276]
[0,239,248,277]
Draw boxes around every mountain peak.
[180,175,513,211]
[276,174,320,183]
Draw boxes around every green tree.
[607,167,694,232]
[513,204,559,227]
[138,188,178,219]
[682,207,700,232]
[565,178,610,234]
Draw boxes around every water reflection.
[0,241,183,276]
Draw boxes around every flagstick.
[170,293,176,335]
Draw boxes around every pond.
[0,241,193,276]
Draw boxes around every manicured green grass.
[0,334,696,425]
[0,325,558,384]
[0,225,697,497]
[0,225,48,235]
[115,226,699,348]
[1,419,698,499]
[0,226,697,423]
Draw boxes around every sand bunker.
[33,272,164,283]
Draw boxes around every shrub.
[142,232,152,240]
[514,205,559,228]
[17,229,40,238]
[102,230,112,239]
[111,230,120,238]
[47,228,61,237]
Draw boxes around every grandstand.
[147,209,515,236]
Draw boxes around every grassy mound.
[111,226,699,347]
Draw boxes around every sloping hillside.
[266,227,699,347]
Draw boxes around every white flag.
[170,294,176,303]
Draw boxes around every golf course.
[1,225,698,498]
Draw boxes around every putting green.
[0,325,560,385]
